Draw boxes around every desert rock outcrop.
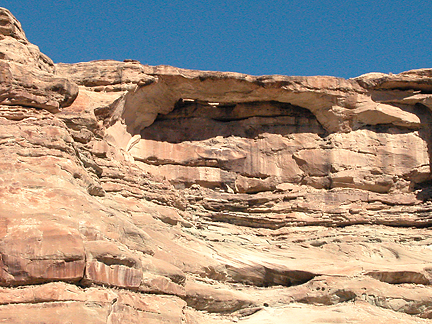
[1,7,432,323]
[0,9,78,111]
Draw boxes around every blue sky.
[2,0,431,78]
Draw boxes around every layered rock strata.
[1,7,432,323]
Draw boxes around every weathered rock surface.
[0,8,78,111]
[2,6,432,323]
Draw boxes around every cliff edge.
[1,7,432,323]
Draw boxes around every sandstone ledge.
[2,6,432,323]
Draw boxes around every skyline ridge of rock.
[1,6,432,323]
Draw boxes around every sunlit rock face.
[2,6,432,323]
[0,9,78,111]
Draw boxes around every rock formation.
[1,7,432,323]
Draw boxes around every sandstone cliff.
[1,7,432,323]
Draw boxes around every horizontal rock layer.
[2,6,432,324]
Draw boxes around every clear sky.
[2,0,431,78]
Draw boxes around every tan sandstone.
[1,6,432,323]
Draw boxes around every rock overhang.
[2,6,432,323]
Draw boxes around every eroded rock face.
[0,8,78,111]
[2,6,432,323]
[0,221,85,286]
